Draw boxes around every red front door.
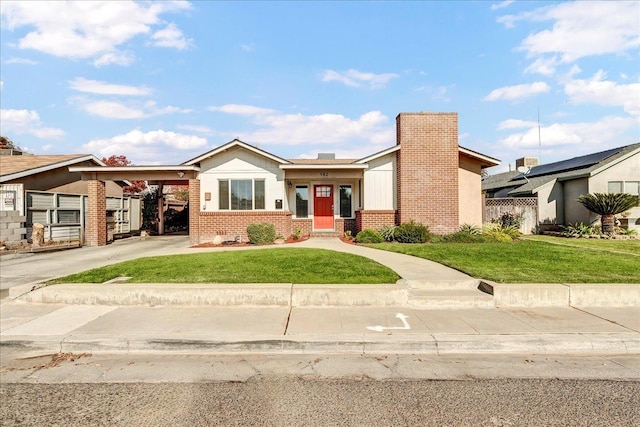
[313,185,334,230]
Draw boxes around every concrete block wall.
[396,112,460,234]
[0,210,27,244]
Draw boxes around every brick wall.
[292,218,312,238]
[86,180,107,246]
[396,112,459,234]
[356,210,397,232]
[0,211,27,245]
[189,179,200,245]
[197,211,292,243]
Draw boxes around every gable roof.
[182,139,290,166]
[483,143,640,196]
[0,154,107,183]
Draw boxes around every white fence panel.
[485,197,538,234]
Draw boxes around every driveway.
[0,235,192,298]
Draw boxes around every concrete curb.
[2,332,638,355]
[14,282,640,307]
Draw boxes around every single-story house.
[0,154,140,245]
[482,143,640,231]
[72,112,500,246]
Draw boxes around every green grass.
[369,239,640,284]
[523,235,640,256]
[49,248,400,284]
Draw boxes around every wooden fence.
[484,197,538,234]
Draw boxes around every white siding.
[198,147,286,211]
[362,154,396,210]
[0,183,24,214]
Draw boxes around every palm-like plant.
[577,193,639,234]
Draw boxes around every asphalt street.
[2,378,638,426]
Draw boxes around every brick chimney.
[396,112,459,234]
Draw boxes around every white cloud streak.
[69,78,152,96]
[0,109,65,139]
[0,1,192,66]
[563,70,640,117]
[484,82,550,102]
[498,1,640,73]
[322,69,399,89]
[82,129,207,163]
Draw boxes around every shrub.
[563,222,593,237]
[491,211,524,229]
[395,221,431,243]
[247,223,276,245]
[355,229,384,243]
[482,229,513,242]
[441,231,490,243]
[458,223,482,235]
[378,225,398,242]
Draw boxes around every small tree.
[577,193,639,234]
[102,155,147,194]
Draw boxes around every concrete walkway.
[2,236,639,357]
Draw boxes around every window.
[608,181,623,193]
[624,181,640,196]
[296,186,308,218]
[608,181,639,195]
[339,185,352,218]
[219,179,265,210]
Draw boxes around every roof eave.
[280,164,368,170]
[0,154,100,183]
[182,139,290,166]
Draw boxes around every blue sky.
[1,0,638,173]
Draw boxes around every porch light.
[287,180,292,188]
[177,171,185,178]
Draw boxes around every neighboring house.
[182,112,499,243]
[0,154,139,245]
[482,143,640,232]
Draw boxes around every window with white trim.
[218,179,265,210]
[608,181,639,195]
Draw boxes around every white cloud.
[491,1,514,11]
[240,43,255,52]
[497,116,637,152]
[499,2,640,68]
[415,84,455,102]
[497,119,538,130]
[74,98,190,119]
[3,57,38,65]
[150,23,193,50]
[93,51,135,67]
[0,1,192,66]
[0,108,65,138]
[177,124,213,135]
[322,69,399,89]
[211,104,395,149]
[523,57,558,76]
[484,82,550,102]
[82,129,207,162]
[69,78,152,96]
[208,104,277,116]
[563,70,640,117]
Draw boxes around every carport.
[68,165,199,246]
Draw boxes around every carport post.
[158,182,164,235]
[86,179,107,246]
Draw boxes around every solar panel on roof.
[513,146,623,180]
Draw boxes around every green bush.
[441,231,491,243]
[482,229,513,242]
[247,223,276,245]
[459,223,482,235]
[562,222,593,237]
[395,221,431,243]
[378,225,398,242]
[355,229,384,243]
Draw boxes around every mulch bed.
[191,236,310,248]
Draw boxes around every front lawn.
[369,239,640,283]
[523,235,640,256]
[49,248,400,284]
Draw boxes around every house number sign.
[320,172,329,177]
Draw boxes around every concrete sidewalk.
[1,302,638,356]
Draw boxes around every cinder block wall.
[396,112,460,234]
[0,211,27,245]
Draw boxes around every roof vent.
[317,153,335,160]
